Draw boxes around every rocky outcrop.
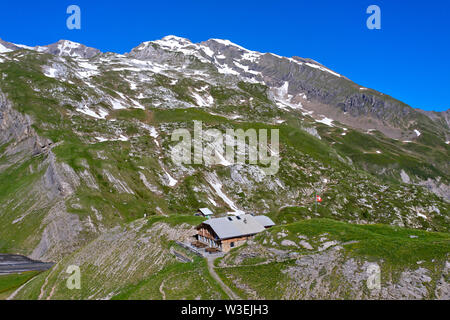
[283,248,449,300]
[0,90,51,164]
[221,243,449,300]
[0,91,89,261]
[18,221,198,300]
[417,178,450,202]
[30,202,84,261]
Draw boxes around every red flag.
[316,195,323,202]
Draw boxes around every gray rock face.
[417,178,450,202]
[435,261,450,300]
[43,152,81,200]
[0,90,51,166]
[417,109,450,131]
[0,91,32,146]
[30,202,84,261]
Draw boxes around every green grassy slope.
[0,271,41,299]
[215,219,450,299]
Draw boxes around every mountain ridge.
[1,35,447,116]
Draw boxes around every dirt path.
[159,279,167,300]
[38,263,58,300]
[158,271,191,300]
[207,257,241,300]
[6,277,35,300]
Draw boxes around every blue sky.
[1,0,448,111]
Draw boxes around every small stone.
[281,240,298,247]
[299,240,313,250]
[318,241,338,252]
[277,232,288,239]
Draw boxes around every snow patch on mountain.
[205,172,244,214]
[305,62,342,78]
[162,167,178,187]
[215,58,240,76]
[417,212,427,220]
[76,105,108,119]
[43,66,59,78]
[210,39,249,51]
[110,98,127,110]
[13,43,34,50]
[316,116,335,127]
[276,81,289,98]
[0,43,13,53]
[190,86,214,107]
[141,35,212,64]
[95,134,129,143]
[140,124,160,146]
[75,60,99,78]
[272,83,310,113]
[192,91,213,107]
[233,61,260,75]
[201,45,214,57]
[242,51,261,63]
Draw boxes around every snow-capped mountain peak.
[35,40,101,59]
[133,35,193,52]
[155,35,192,47]
[0,38,101,58]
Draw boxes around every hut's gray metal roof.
[254,215,275,227]
[199,208,214,216]
[202,214,272,240]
